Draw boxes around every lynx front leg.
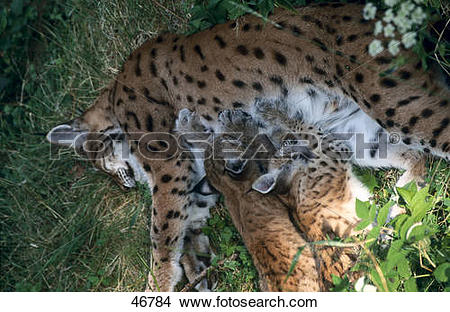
[146,165,191,291]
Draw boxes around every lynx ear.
[252,173,277,194]
[46,121,87,148]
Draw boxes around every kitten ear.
[252,173,277,194]
[46,121,87,148]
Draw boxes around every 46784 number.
[131,296,171,308]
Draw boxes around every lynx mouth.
[115,167,136,190]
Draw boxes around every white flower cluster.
[363,0,428,56]
[355,277,378,292]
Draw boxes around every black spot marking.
[347,34,358,42]
[274,51,287,65]
[202,114,212,121]
[370,94,380,103]
[232,102,244,108]
[326,25,336,34]
[305,55,314,63]
[213,97,221,104]
[335,35,343,46]
[300,77,314,84]
[236,45,249,55]
[439,100,448,107]
[312,38,328,51]
[161,175,172,183]
[150,48,157,58]
[185,75,193,83]
[126,111,141,129]
[135,53,142,76]
[144,163,151,172]
[313,66,326,76]
[380,78,397,88]
[243,23,251,31]
[336,64,344,77]
[401,127,410,134]
[399,71,411,80]
[269,75,283,85]
[386,120,394,127]
[253,47,265,59]
[160,78,168,91]
[232,80,246,88]
[180,45,185,62]
[215,70,225,81]
[409,116,418,126]
[291,25,302,36]
[355,73,364,83]
[146,115,153,131]
[197,80,206,88]
[197,98,206,105]
[156,36,163,43]
[200,65,208,72]
[194,45,205,60]
[421,109,433,118]
[150,62,158,77]
[252,82,263,91]
[214,35,227,48]
[187,95,193,103]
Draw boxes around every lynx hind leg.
[203,154,323,291]
[395,151,428,188]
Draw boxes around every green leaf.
[377,201,393,225]
[355,219,372,231]
[444,198,450,207]
[406,223,431,242]
[357,171,379,192]
[404,278,418,292]
[356,199,370,220]
[409,186,432,222]
[397,256,412,279]
[284,246,305,283]
[397,182,417,205]
[433,263,450,283]
[365,225,381,248]
[400,217,415,240]
[393,214,409,234]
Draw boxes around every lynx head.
[46,87,136,190]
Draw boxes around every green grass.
[1,0,449,292]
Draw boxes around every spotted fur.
[47,3,448,291]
